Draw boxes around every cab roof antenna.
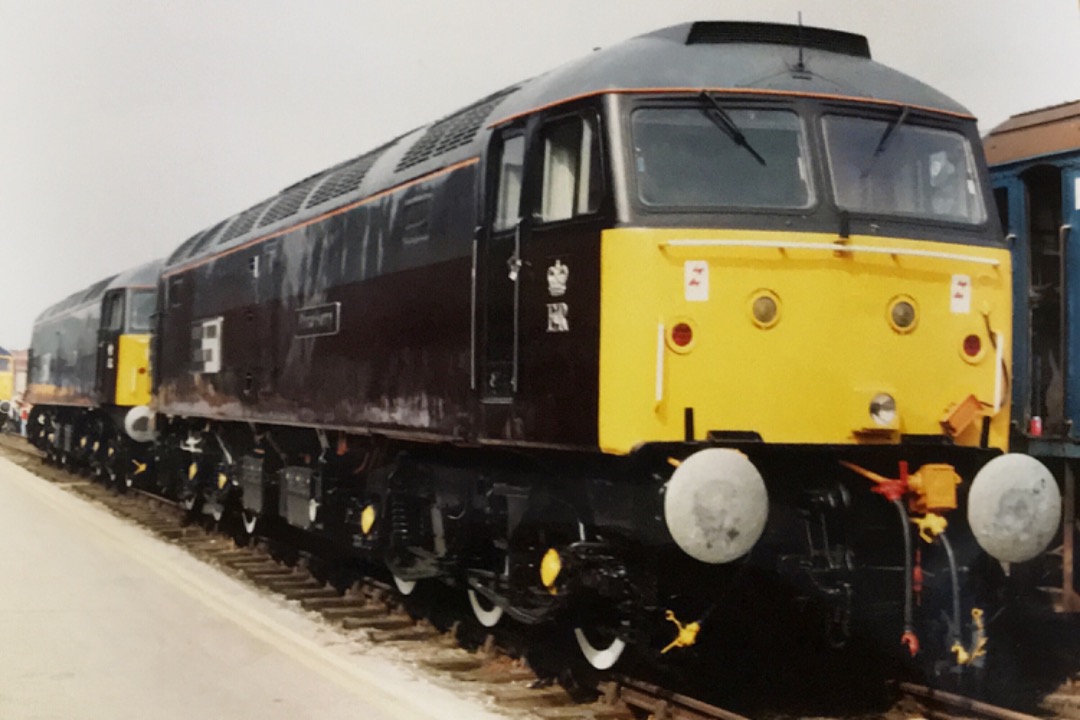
[795,11,806,72]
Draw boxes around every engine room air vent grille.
[217,200,274,246]
[168,231,205,265]
[395,85,519,172]
[305,145,387,209]
[259,177,323,227]
[686,22,870,59]
[185,218,230,259]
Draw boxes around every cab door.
[516,109,607,445]
[477,126,526,431]
[96,289,125,405]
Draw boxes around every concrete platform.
[0,456,508,720]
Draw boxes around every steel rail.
[898,682,1042,720]
[609,677,751,720]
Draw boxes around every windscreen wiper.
[700,91,767,167]
[860,105,910,179]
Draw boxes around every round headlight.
[749,290,781,329]
[870,393,896,426]
[887,296,918,333]
[753,296,777,324]
[892,301,915,329]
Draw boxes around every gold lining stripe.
[488,87,974,128]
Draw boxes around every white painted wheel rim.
[574,627,626,670]
[392,574,417,596]
[241,512,258,535]
[468,589,504,627]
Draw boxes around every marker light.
[870,393,897,426]
[671,323,694,348]
[963,334,982,358]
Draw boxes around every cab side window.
[494,135,525,232]
[536,114,601,223]
[102,293,124,331]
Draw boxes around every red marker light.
[963,334,981,357]
[671,323,694,347]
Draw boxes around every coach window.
[536,114,601,223]
[494,135,525,231]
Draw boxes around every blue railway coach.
[986,100,1080,611]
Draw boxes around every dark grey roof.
[107,258,164,290]
[36,258,163,323]
[493,22,967,124]
[37,275,117,321]
[164,21,971,271]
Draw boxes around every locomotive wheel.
[392,574,417,596]
[573,625,627,670]
[467,589,504,628]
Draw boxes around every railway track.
[898,683,1044,720]
[0,432,1053,720]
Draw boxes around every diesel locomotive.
[986,100,1080,613]
[25,260,160,483]
[26,22,1062,675]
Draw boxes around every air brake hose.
[893,499,917,655]
[938,532,962,648]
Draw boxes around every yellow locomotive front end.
[599,227,1011,452]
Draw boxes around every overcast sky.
[1,0,1078,350]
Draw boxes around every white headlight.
[870,394,896,426]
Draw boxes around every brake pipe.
[894,498,919,656]
[938,532,962,652]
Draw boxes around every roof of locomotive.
[983,99,1080,167]
[35,258,161,323]
[35,275,117,323]
[163,21,972,272]
[106,258,164,291]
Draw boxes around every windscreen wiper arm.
[700,91,767,167]
[860,105,910,179]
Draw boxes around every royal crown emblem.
[547,260,569,297]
